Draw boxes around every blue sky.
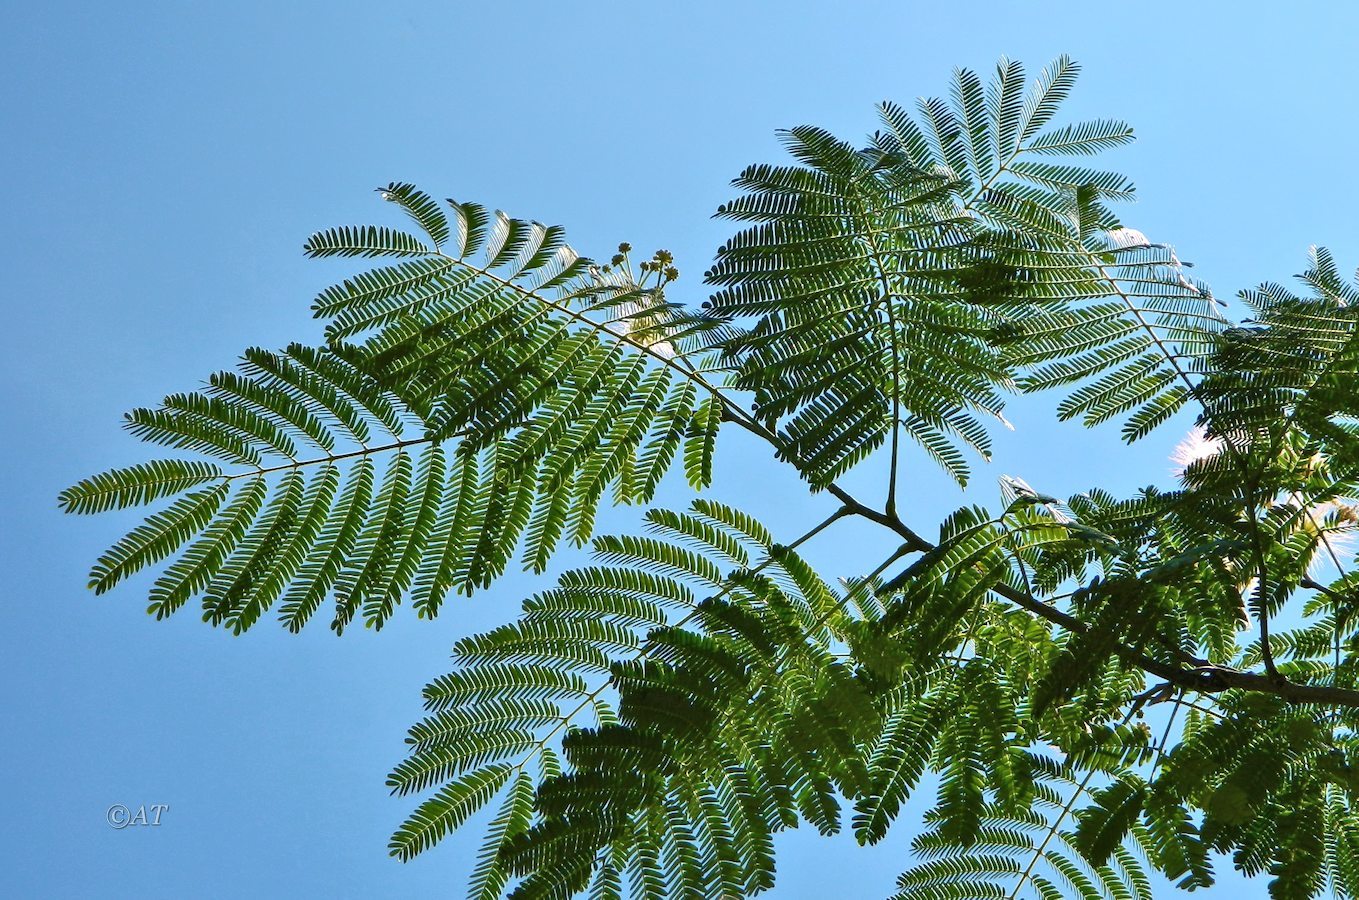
[4,1,1358,897]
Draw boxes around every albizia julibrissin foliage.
[62,57,1359,898]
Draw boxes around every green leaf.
[388,764,514,862]
[60,460,224,514]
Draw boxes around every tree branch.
[821,499,1359,709]
[986,578,1359,707]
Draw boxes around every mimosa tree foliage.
[63,58,1359,899]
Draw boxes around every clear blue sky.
[3,2,1357,897]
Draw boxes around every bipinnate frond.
[62,188,730,631]
[388,502,885,895]
[707,56,1223,494]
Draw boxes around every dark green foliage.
[897,759,1154,900]
[388,503,871,895]
[66,197,731,630]
[707,55,1218,489]
[63,57,1359,898]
